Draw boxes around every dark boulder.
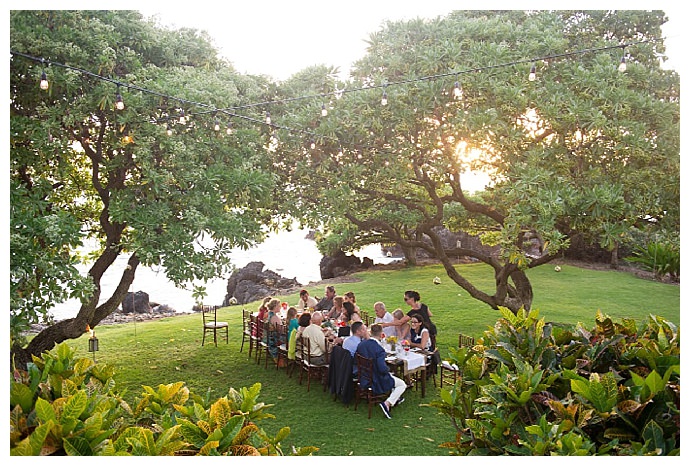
[319,250,373,280]
[122,291,151,314]
[223,261,301,305]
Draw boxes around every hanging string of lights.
[10,38,659,151]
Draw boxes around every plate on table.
[385,356,396,362]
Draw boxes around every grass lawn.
[72,262,680,456]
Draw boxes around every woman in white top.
[408,312,432,351]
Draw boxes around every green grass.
[74,262,679,456]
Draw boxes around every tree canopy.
[9,10,680,366]
[266,10,679,312]
[10,10,278,366]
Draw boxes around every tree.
[267,10,679,312]
[10,11,277,368]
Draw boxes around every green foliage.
[10,10,277,361]
[427,310,680,455]
[627,240,680,281]
[9,343,315,456]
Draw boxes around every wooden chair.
[298,336,329,392]
[354,353,391,418]
[275,323,289,370]
[248,313,261,359]
[287,330,302,378]
[440,333,475,387]
[201,305,228,347]
[240,309,251,353]
[256,319,271,367]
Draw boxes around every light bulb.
[40,70,49,90]
[179,110,186,125]
[453,81,463,100]
[166,124,173,136]
[214,119,220,131]
[226,121,234,135]
[381,90,388,106]
[310,139,316,150]
[528,63,537,82]
[265,111,271,125]
[321,103,328,117]
[115,88,124,110]
[618,56,627,73]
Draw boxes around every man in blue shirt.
[343,321,366,357]
[356,324,407,419]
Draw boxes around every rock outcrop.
[223,261,301,305]
[319,250,374,280]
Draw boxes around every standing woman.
[402,290,437,338]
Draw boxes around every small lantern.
[87,325,99,361]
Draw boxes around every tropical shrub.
[627,241,680,281]
[10,343,317,456]
[426,309,680,455]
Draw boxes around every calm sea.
[48,228,396,320]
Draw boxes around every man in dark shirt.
[314,285,336,312]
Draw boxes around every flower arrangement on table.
[400,339,411,350]
[385,335,398,345]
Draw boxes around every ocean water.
[48,228,396,321]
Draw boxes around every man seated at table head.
[373,302,394,336]
[314,285,336,312]
[356,324,407,419]
[343,321,367,357]
[296,289,318,311]
[300,311,328,365]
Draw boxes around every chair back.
[202,305,218,324]
[242,309,251,332]
[459,334,475,348]
[355,353,374,389]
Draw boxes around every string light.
[40,70,49,90]
[618,55,627,73]
[115,85,124,110]
[11,38,657,152]
[321,103,328,117]
[226,121,234,135]
[213,117,221,132]
[452,79,463,100]
[166,124,173,136]
[528,63,537,81]
[310,139,316,150]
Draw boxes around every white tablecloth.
[400,351,425,371]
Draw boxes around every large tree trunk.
[401,244,418,266]
[10,254,140,370]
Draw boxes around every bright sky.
[136,1,685,80]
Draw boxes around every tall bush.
[426,309,680,455]
[10,343,317,456]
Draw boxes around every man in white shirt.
[301,312,328,365]
[373,301,395,338]
[295,289,318,311]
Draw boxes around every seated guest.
[340,301,362,325]
[266,298,284,361]
[409,313,432,351]
[295,289,318,311]
[343,321,367,357]
[326,295,344,320]
[301,312,329,365]
[373,302,394,335]
[252,296,271,337]
[314,285,336,312]
[289,312,312,360]
[344,291,361,314]
[369,323,388,349]
[356,327,407,419]
[286,306,299,336]
[391,309,410,341]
